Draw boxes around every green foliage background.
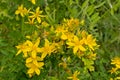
[0,0,120,80]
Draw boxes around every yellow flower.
[26,62,44,77]
[42,21,49,27]
[29,0,36,4]
[66,33,75,41]
[67,36,86,54]
[25,18,34,25]
[15,4,29,17]
[40,39,56,59]
[67,71,80,80]
[61,33,67,40]
[25,37,41,58]
[25,56,43,77]
[64,18,80,31]
[59,57,68,69]
[26,56,43,65]
[111,57,120,69]
[61,32,74,41]
[16,37,41,58]
[109,68,118,74]
[85,35,97,50]
[55,26,68,36]
[87,52,96,60]
[16,42,30,57]
[29,7,45,23]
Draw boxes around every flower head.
[55,25,68,37]
[15,4,29,17]
[40,39,56,59]
[67,71,80,80]
[16,37,41,58]
[85,35,97,50]
[26,62,44,77]
[29,7,45,23]
[25,18,35,25]
[29,0,36,4]
[61,32,74,41]
[16,42,30,57]
[109,68,118,74]
[26,56,43,65]
[25,37,41,58]
[67,36,86,54]
[63,18,80,31]
[111,57,120,69]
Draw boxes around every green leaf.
[91,13,100,21]
[87,5,95,16]
[94,1,106,9]
[81,0,89,9]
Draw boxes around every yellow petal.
[31,51,37,58]
[16,50,22,56]
[110,78,113,80]
[26,40,33,47]
[61,33,67,40]
[74,36,79,42]
[67,77,73,79]
[37,56,43,61]
[33,61,39,67]
[34,37,40,47]
[28,68,34,74]
[37,48,42,52]
[73,47,78,54]
[15,10,20,15]
[37,17,41,23]
[23,52,28,58]
[36,7,40,12]
[30,0,36,4]
[116,77,120,79]
[26,36,31,39]
[26,57,32,63]
[41,53,47,59]
[45,39,50,47]
[29,73,33,78]
[38,62,44,67]
[20,13,24,17]
[35,68,40,75]
[26,63,32,68]
[79,45,86,51]
[67,42,74,46]
[16,45,21,49]
[88,45,94,51]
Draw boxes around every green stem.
[21,17,24,36]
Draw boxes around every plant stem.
[21,17,24,36]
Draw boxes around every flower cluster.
[15,4,29,17]
[15,4,45,24]
[16,38,42,77]
[16,37,56,77]
[15,0,99,79]
[54,18,98,72]
[109,57,120,79]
